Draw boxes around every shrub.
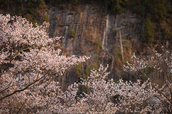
[143,16,155,44]
[95,40,102,50]
[32,18,37,27]
[42,14,48,22]
[164,28,172,40]
[69,28,76,38]
[75,63,83,78]
[24,13,32,21]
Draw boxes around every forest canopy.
[0,0,171,18]
[0,0,172,44]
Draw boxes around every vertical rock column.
[102,14,109,51]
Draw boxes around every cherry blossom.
[0,14,89,113]
[0,14,171,113]
[123,48,172,113]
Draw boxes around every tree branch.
[0,75,45,102]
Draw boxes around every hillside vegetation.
[0,0,172,46]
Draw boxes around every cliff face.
[48,5,142,89]
[49,5,105,55]
[49,5,141,54]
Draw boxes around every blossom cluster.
[123,52,149,72]
[78,65,170,113]
[0,14,89,113]
[123,48,172,113]
[0,14,171,114]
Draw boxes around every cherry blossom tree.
[1,14,171,114]
[123,47,172,113]
[75,65,168,113]
[53,64,171,113]
[0,14,89,113]
[50,49,171,113]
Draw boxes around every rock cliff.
[48,5,142,89]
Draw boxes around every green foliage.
[113,48,123,67]
[144,67,154,75]
[16,6,23,16]
[77,85,92,96]
[110,0,126,14]
[95,40,102,50]
[84,68,90,78]
[42,14,48,22]
[26,0,34,12]
[122,39,130,45]
[71,0,79,5]
[164,28,172,40]
[92,62,98,70]
[69,29,76,38]
[94,56,98,61]
[0,0,172,47]
[24,14,33,21]
[143,16,155,44]
[75,63,83,78]
[0,0,8,4]
[137,66,154,81]
[0,0,9,9]
[75,63,90,79]
[130,0,171,22]
[113,79,118,83]
[130,0,146,17]
[113,48,121,58]
[32,19,37,27]
[150,0,170,22]
[86,32,92,42]
[124,58,129,63]
[38,0,46,9]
